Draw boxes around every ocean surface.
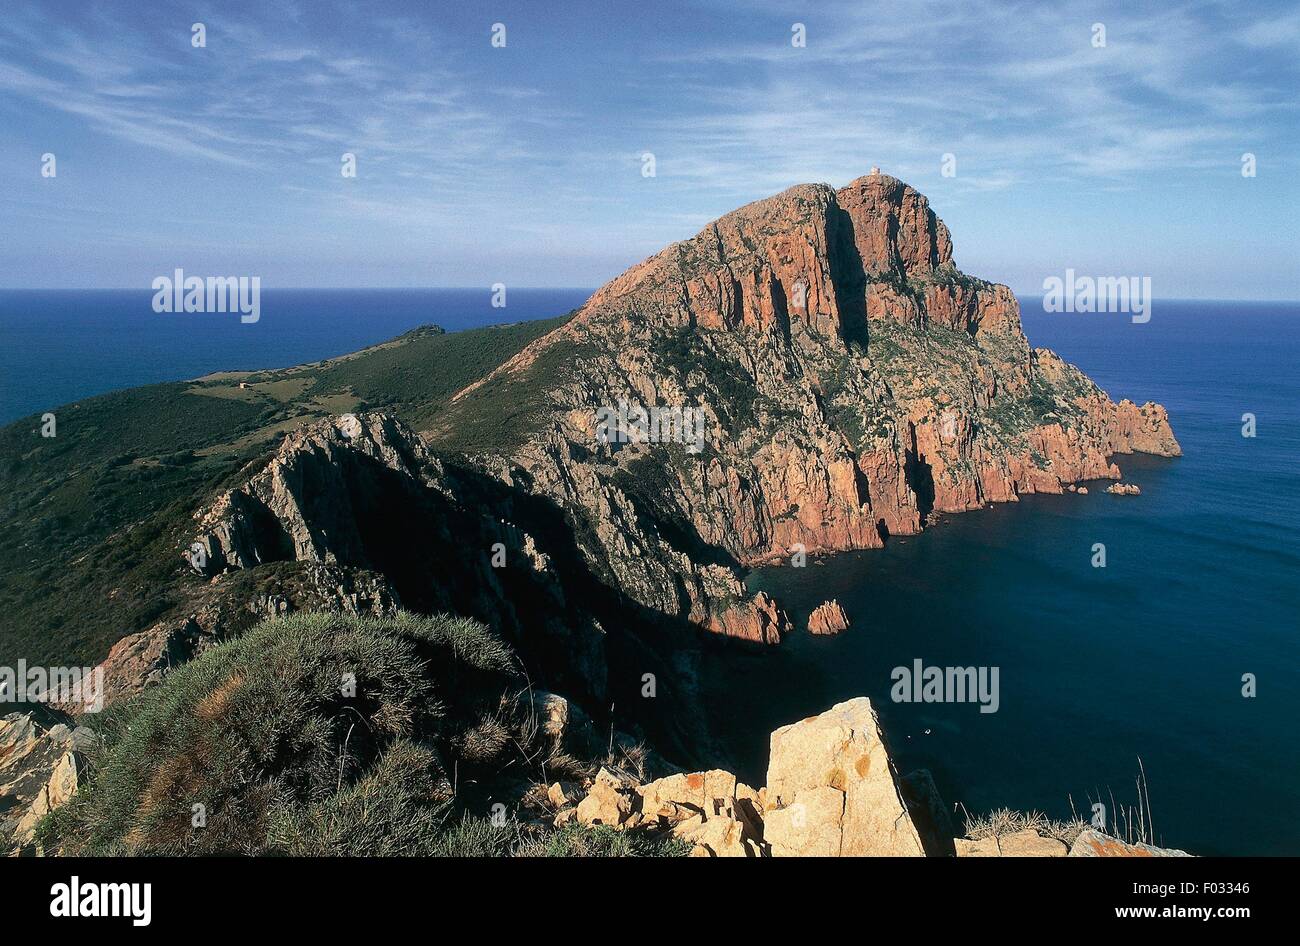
[0,289,593,425]
[703,298,1300,857]
[2,290,1295,855]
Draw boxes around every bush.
[42,609,689,857]
[50,611,520,855]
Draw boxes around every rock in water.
[807,599,851,635]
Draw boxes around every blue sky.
[1,0,1296,298]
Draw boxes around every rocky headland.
[3,171,1183,857]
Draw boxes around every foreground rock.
[566,697,925,856]
[1,711,94,854]
[954,826,1189,858]
[807,600,851,636]
[1069,829,1189,857]
[1106,482,1142,496]
[764,698,924,856]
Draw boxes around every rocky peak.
[835,172,954,278]
[557,172,962,349]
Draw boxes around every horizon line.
[0,287,1297,305]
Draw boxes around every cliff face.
[174,173,1178,758]
[434,172,1178,641]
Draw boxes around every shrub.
[50,611,519,855]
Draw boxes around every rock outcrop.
[953,826,1189,858]
[764,698,924,856]
[189,413,615,711]
[563,697,925,857]
[433,171,1180,647]
[1,711,94,854]
[52,562,400,714]
[807,599,850,635]
[1068,829,1189,857]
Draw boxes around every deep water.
[0,288,592,424]
[702,298,1300,856]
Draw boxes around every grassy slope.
[40,611,687,856]
[0,316,569,668]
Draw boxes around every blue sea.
[2,290,1296,855]
[704,298,1300,857]
[0,289,593,425]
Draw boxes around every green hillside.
[0,315,570,668]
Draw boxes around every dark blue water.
[0,289,592,424]
[701,298,1300,856]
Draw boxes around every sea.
[1,290,1295,855]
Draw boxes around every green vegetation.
[305,316,570,430]
[658,327,757,433]
[0,317,568,667]
[39,611,685,857]
[428,333,600,454]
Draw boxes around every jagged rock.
[1106,482,1142,495]
[575,768,634,828]
[636,769,764,856]
[763,697,924,856]
[188,412,611,707]
[1068,829,1190,857]
[676,813,755,857]
[807,600,850,636]
[546,781,581,809]
[1,711,95,853]
[1108,400,1181,457]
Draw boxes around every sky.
[1,0,1297,298]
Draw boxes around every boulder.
[763,697,924,856]
[529,690,597,757]
[1068,828,1189,857]
[636,769,764,856]
[954,836,1000,857]
[1105,482,1141,496]
[546,781,581,809]
[997,828,1068,857]
[575,768,633,828]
